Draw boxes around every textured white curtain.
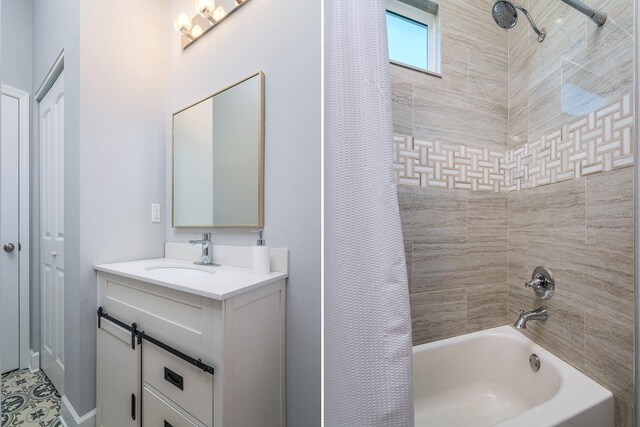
[324,0,414,425]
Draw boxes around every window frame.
[385,0,441,76]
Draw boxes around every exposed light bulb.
[191,25,204,38]
[195,0,215,17]
[174,13,192,34]
[212,6,227,22]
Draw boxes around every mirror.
[173,72,264,227]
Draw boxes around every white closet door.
[40,72,65,393]
[1,94,20,374]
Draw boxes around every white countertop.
[94,258,288,300]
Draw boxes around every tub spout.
[514,307,547,329]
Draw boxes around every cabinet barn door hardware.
[96,307,215,375]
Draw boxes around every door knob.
[51,251,57,258]
[3,243,15,253]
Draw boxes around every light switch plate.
[151,204,161,223]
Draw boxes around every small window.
[386,0,441,75]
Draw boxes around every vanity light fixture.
[191,25,204,39]
[195,0,215,17]
[175,0,253,49]
[174,12,193,38]
[211,6,227,21]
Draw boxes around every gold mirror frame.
[171,71,265,228]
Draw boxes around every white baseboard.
[60,395,96,427]
[28,350,39,373]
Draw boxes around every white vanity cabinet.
[95,256,287,427]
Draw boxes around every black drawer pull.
[164,421,174,427]
[131,393,136,420]
[164,367,184,390]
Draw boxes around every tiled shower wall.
[393,0,634,425]
[505,0,635,424]
[393,0,510,346]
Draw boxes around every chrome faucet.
[524,267,555,300]
[189,233,220,266]
[514,307,548,329]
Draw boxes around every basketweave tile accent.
[393,93,634,193]
[506,94,634,191]
[392,135,507,192]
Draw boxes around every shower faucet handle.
[524,266,555,300]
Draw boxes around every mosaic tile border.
[393,94,634,193]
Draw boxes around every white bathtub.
[413,326,613,427]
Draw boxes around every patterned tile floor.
[1,370,62,427]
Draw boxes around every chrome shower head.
[491,0,547,42]
[492,0,518,29]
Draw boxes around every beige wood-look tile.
[528,238,633,323]
[508,283,586,370]
[586,166,634,252]
[412,237,507,294]
[527,72,565,144]
[390,66,414,135]
[529,15,587,89]
[507,0,531,58]
[573,16,634,103]
[413,84,508,152]
[404,240,413,293]
[584,313,634,404]
[439,48,471,93]
[560,58,612,117]
[528,0,587,58]
[468,191,508,239]
[442,0,507,59]
[410,289,467,345]
[397,185,467,242]
[508,87,528,146]
[508,129,528,150]
[509,35,533,98]
[467,283,507,333]
[507,244,528,287]
[596,0,634,35]
[508,178,586,245]
[468,48,508,106]
[614,396,634,427]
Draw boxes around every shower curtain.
[324,0,414,425]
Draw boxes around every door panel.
[97,320,140,427]
[40,72,65,393]
[1,94,20,374]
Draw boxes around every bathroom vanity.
[95,244,288,427]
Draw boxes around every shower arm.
[560,0,607,26]
[513,4,547,41]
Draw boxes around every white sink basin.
[144,265,215,280]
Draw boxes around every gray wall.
[1,0,36,351]
[1,0,33,92]
[31,0,167,417]
[19,0,319,422]
[165,0,321,424]
[72,0,167,416]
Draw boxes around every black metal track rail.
[97,307,215,375]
